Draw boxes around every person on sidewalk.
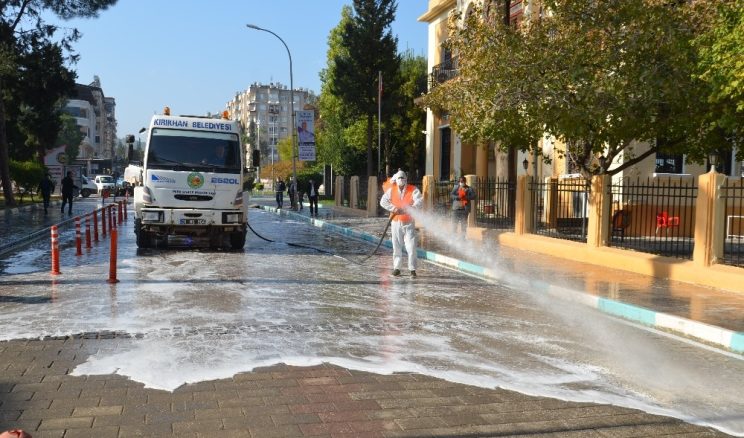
[38,173,55,214]
[307,179,320,217]
[288,177,297,210]
[380,170,423,277]
[60,171,78,216]
[275,178,286,209]
[451,176,476,235]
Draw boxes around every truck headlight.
[142,211,162,222]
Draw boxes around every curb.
[259,205,744,355]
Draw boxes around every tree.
[388,51,427,178]
[0,0,117,206]
[331,0,401,177]
[423,0,719,180]
[56,113,84,162]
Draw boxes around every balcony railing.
[429,57,459,89]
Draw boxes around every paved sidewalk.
[0,338,730,437]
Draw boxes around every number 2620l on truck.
[131,107,247,249]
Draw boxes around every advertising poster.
[297,110,316,161]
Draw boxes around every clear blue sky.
[54,1,429,142]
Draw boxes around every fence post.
[692,170,726,266]
[85,214,92,249]
[546,177,558,229]
[515,175,533,235]
[93,209,99,242]
[107,227,119,283]
[465,174,477,227]
[350,176,359,208]
[587,175,611,248]
[422,175,435,211]
[367,176,379,217]
[335,175,344,207]
[101,206,107,237]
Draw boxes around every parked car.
[94,175,116,197]
[79,176,98,198]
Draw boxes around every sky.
[52,1,429,143]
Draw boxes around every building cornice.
[418,0,456,23]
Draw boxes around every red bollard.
[108,204,114,230]
[101,206,107,237]
[124,198,128,220]
[85,215,92,249]
[93,209,99,242]
[51,225,61,275]
[75,216,82,256]
[107,227,119,283]
[117,201,123,225]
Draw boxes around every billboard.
[297,110,316,161]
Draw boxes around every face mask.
[459,182,465,187]
[397,179,406,187]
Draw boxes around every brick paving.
[0,337,729,437]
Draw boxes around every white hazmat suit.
[379,171,423,275]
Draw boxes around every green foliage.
[0,0,118,206]
[423,0,729,179]
[295,168,324,192]
[331,0,401,176]
[9,159,44,203]
[57,113,84,161]
[388,51,427,176]
[277,136,293,162]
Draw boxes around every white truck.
[131,108,248,249]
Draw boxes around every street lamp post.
[246,23,297,208]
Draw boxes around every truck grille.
[174,194,213,201]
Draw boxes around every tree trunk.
[366,113,373,177]
[0,79,17,207]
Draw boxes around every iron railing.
[609,177,697,260]
[433,180,455,217]
[530,178,590,243]
[429,57,459,89]
[721,177,744,267]
[358,177,368,210]
[472,177,515,230]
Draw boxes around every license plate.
[180,219,206,225]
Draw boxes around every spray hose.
[246,207,396,265]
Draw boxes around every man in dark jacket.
[451,176,476,235]
[39,173,55,214]
[307,179,320,217]
[60,171,78,215]
[275,178,286,209]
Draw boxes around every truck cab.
[132,108,247,249]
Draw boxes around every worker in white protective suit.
[379,170,423,277]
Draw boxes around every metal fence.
[530,178,590,243]
[472,177,515,230]
[432,180,455,217]
[609,177,697,260]
[721,177,744,267]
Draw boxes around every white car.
[94,175,116,196]
[79,176,98,198]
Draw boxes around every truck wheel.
[135,219,152,248]
[81,189,91,198]
[230,231,246,250]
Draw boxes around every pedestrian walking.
[451,176,476,235]
[288,177,297,210]
[380,170,423,277]
[60,171,78,216]
[38,173,55,214]
[275,178,286,209]
[307,179,320,217]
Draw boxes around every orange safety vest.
[457,187,469,206]
[391,184,416,223]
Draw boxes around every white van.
[80,176,98,198]
[94,175,116,196]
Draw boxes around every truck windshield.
[147,128,241,173]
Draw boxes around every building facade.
[63,80,116,160]
[226,82,314,168]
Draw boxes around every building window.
[655,152,683,174]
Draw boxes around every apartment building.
[63,80,116,160]
[226,82,314,167]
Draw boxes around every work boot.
[410,270,417,278]
[392,269,400,276]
